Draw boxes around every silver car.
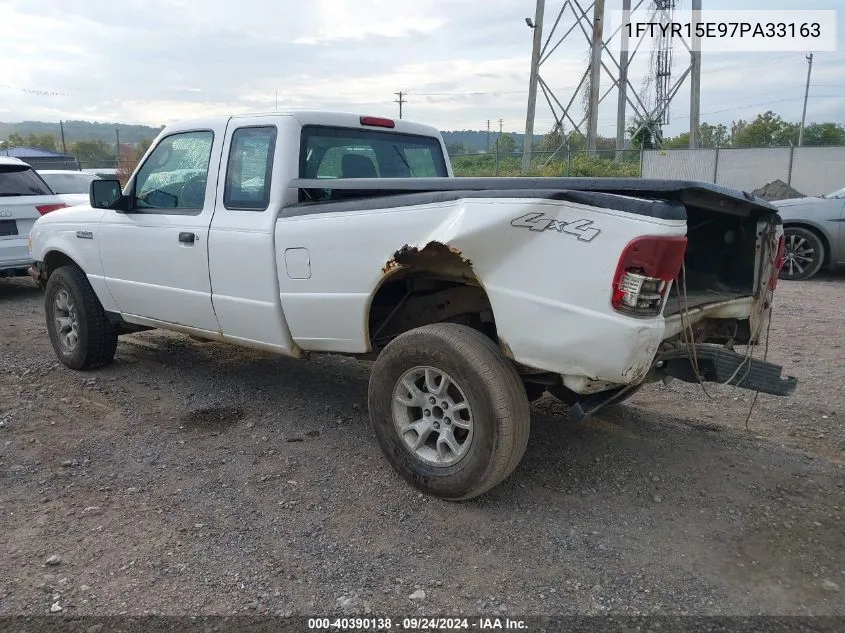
[0,157,69,279]
[37,169,101,207]
[772,186,845,281]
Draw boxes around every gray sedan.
[772,187,845,281]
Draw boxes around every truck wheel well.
[783,223,831,267]
[368,243,496,352]
[43,251,79,277]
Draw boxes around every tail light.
[768,234,786,290]
[36,203,68,215]
[611,236,688,317]
[359,116,395,128]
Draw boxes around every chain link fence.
[642,145,845,196]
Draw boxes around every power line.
[0,84,68,97]
[700,95,844,117]
[412,90,527,97]
[697,85,835,108]
[394,91,406,119]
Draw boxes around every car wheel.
[368,323,531,500]
[45,265,118,370]
[779,227,825,281]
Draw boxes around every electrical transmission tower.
[521,0,703,171]
[653,0,677,126]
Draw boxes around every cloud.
[0,0,842,136]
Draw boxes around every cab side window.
[224,126,277,211]
[134,131,214,213]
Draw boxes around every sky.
[0,0,843,136]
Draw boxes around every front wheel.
[368,324,531,500]
[779,227,825,281]
[44,265,118,370]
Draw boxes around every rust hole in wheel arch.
[381,242,474,277]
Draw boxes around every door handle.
[178,232,196,244]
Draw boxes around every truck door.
[98,123,227,332]
[207,115,298,353]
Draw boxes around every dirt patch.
[752,179,805,201]
[180,406,247,429]
[1,275,844,617]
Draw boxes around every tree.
[3,132,58,151]
[494,133,518,155]
[628,116,661,150]
[802,122,845,146]
[699,123,730,148]
[137,138,154,156]
[663,132,691,149]
[732,111,794,147]
[538,123,568,155]
[69,140,115,167]
[446,142,467,156]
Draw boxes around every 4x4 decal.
[510,212,601,242]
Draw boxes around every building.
[0,146,79,170]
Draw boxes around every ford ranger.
[27,111,796,500]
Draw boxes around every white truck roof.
[158,110,443,140]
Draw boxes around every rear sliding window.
[299,125,448,180]
[0,165,53,197]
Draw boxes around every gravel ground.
[0,275,843,617]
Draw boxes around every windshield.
[823,187,845,199]
[300,125,448,179]
[0,165,53,197]
[40,172,98,194]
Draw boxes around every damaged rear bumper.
[565,343,797,423]
[656,344,797,397]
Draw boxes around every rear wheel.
[368,323,531,500]
[45,265,118,370]
[779,227,825,281]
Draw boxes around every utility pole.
[689,0,702,148]
[115,129,120,169]
[798,52,814,146]
[394,91,406,119]
[522,0,545,172]
[59,120,67,155]
[275,89,278,111]
[487,120,491,152]
[499,118,503,136]
[615,0,631,159]
[586,0,605,154]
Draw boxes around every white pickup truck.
[27,110,796,500]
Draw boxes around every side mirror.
[90,179,123,209]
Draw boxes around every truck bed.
[663,290,747,316]
[290,176,778,220]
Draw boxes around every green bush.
[450,153,640,178]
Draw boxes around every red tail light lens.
[768,234,786,290]
[612,236,688,317]
[359,116,395,128]
[36,203,69,215]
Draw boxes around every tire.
[779,227,825,281]
[44,265,118,370]
[368,323,531,501]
